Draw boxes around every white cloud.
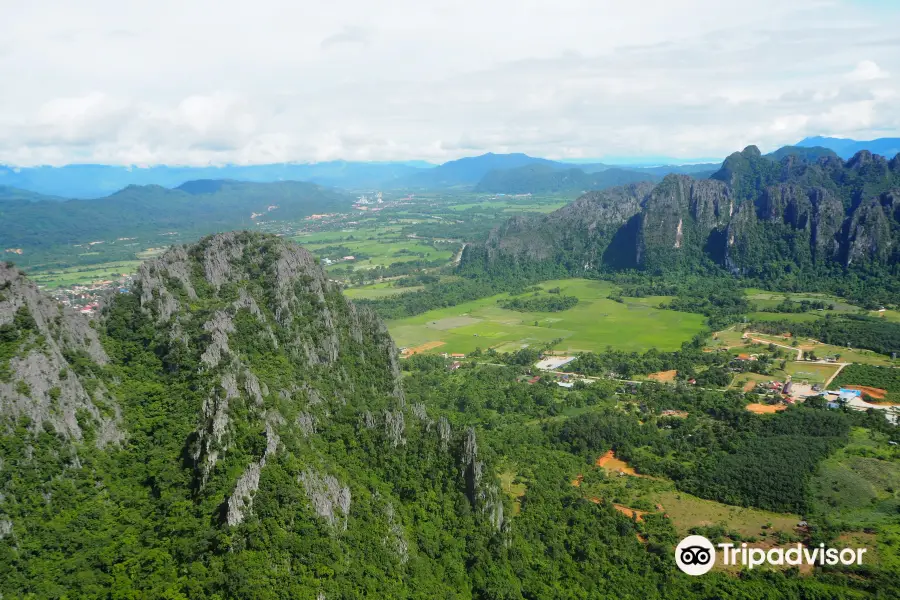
[0,0,899,165]
[847,59,889,81]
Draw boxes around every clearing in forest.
[596,450,640,475]
[613,504,646,521]
[647,369,677,382]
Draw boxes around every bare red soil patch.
[648,369,677,382]
[595,450,638,475]
[841,385,888,400]
[613,504,646,522]
[400,341,445,357]
[745,403,787,414]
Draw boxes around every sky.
[1,0,899,166]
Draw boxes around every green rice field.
[388,279,706,354]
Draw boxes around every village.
[47,274,134,316]
[397,344,900,424]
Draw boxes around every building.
[450,353,466,359]
[838,388,862,402]
[449,361,462,371]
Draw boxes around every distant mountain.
[0,161,426,198]
[796,136,900,160]
[0,186,63,202]
[766,145,839,162]
[392,153,564,189]
[630,163,720,178]
[473,164,660,194]
[463,145,900,280]
[0,180,352,256]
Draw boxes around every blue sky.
[1,0,899,166]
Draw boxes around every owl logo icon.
[675,535,716,575]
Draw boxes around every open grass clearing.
[744,289,862,313]
[783,362,840,385]
[498,469,528,516]
[810,429,900,528]
[575,459,802,549]
[654,490,800,539]
[387,279,705,355]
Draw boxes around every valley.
[2,144,900,598]
[6,4,900,596]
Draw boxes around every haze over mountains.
[3,136,895,199]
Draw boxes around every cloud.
[321,26,370,50]
[0,0,899,165]
[847,59,889,81]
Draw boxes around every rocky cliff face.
[0,262,122,445]
[481,182,652,272]
[636,175,730,269]
[845,196,894,265]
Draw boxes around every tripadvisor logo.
[675,535,867,576]
[675,535,716,575]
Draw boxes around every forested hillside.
[0,180,352,257]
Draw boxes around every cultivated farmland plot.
[387,279,706,354]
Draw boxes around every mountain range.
[0,180,352,253]
[0,161,427,198]
[797,136,900,160]
[1,136,897,198]
[462,146,900,285]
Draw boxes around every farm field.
[25,260,142,288]
[387,279,706,355]
[298,237,455,270]
[447,200,570,213]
